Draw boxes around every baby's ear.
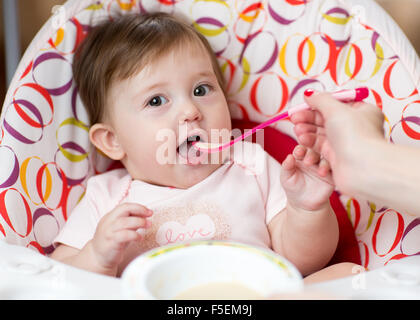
[89,123,125,160]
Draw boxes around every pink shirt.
[54,142,287,271]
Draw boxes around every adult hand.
[290,91,385,195]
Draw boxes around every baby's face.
[105,43,232,189]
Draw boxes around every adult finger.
[303,91,349,120]
[294,122,326,136]
[296,132,327,155]
[359,102,385,124]
[289,109,325,126]
[295,132,317,149]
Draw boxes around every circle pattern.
[0,0,419,271]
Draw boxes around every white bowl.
[121,241,303,299]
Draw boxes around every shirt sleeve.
[52,177,101,250]
[53,168,131,250]
[262,148,287,224]
[232,142,287,225]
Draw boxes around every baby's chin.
[128,160,223,189]
[171,162,222,189]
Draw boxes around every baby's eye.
[193,84,211,97]
[147,95,168,107]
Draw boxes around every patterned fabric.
[0,0,419,270]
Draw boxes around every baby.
[51,12,354,281]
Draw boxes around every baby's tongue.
[178,140,189,159]
[178,140,201,162]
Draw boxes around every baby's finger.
[113,216,151,232]
[317,158,331,177]
[113,229,142,244]
[292,145,307,161]
[281,154,298,183]
[281,154,296,172]
[303,148,321,166]
[112,202,153,219]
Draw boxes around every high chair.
[1,0,419,275]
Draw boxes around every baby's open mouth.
[177,134,204,164]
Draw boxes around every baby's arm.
[51,242,116,276]
[50,202,153,276]
[268,202,338,276]
[268,145,338,276]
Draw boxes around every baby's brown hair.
[73,12,225,125]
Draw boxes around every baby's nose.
[178,101,203,124]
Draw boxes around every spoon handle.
[195,87,369,153]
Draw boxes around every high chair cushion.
[1,0,419,270]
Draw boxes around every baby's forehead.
[121,41,213,82]
[105,41,214,104]
[143,41,211,72]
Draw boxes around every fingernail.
[304,89,315,97]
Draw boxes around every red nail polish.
[304,89,314,97]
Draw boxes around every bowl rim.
[136,241,299,274]
[121,240,303,299]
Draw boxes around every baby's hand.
[280,145,334,211]
[91,203,153,271]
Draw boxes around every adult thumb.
[304,91,348,120]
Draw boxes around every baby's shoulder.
[85,168,131,201]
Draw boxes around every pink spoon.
[193,87,369,153]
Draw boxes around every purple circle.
[268,1,307,25]
[0,145,19,188]
[54,141,89,186]
[32,207,59,254]
[32,52,73,96]
[194,17,231,57]
[400,218,420,256]
[239,31,278,74]
[319,7,351,48]
[3,99,44,144]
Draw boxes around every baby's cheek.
[153,136,178,166]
